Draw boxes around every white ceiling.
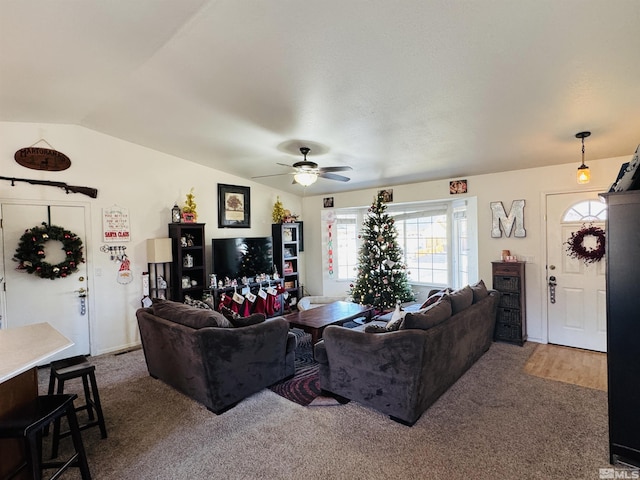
[1,0,639,196]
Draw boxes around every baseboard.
[96,342,142,357]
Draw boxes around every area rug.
[269,329,339,406]
[524,343,607,391]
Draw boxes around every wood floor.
[524,343,607,391]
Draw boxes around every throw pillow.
[386,311,406,331]
[152,299,232,329]
[364,324,388,333]
[401,296,452,330]
[229,313,266,328]
[448,285,473,314]
[470,279,489,303]
[184,295,214,310]
[420,288,451,309]
[220,305,240,320]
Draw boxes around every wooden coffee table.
[283,301,374,346]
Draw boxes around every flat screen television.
[212,236,274,281]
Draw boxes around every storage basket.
[499,292,520,309]
[498,307,521,325]
[495,322,520,341]
[493,275,520,292]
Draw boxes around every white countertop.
[0,322,73,383]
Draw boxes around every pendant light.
[576,131,591,184]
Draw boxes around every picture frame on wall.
[218,183,251,228]
[449,179,468,194]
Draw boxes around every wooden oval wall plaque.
[14,147,71,171]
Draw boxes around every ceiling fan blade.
[251,172,292,179]
[318,165,353,173]
[276,162,294,168]
[319,172,350,182]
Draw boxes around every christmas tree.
[350,193,414,310]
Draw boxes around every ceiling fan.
[252,147,352,186]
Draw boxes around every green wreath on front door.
[13,223,85,279]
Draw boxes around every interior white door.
[546,192,607,352]
[1,203,90,360]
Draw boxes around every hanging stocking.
[265,285,278,317]
[218,293,233,312]
[254,288,268,314]
[117,256,133,284]
[231,290,244,314]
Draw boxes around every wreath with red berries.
[565,224,606,264]
[13,223,85,279]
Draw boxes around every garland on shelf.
[13,223,85,279]
[565,224,606,264]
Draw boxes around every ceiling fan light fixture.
[294,172,318,186]
[575,131,591,184]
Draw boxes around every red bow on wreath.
[566,224,606,264]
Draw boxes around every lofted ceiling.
[1,0,639,196]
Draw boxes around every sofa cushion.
[228,313,266,328]
[470,279,489,303]
[449,285,473,314]
[420,288,451,309]
[401,295,452,330]
[152,299,233,329]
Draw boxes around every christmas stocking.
[254,289,268,314]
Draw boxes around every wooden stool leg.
[81,375,95,421]
[50,379,66,459]
[65,405,92,480]
[88,373,107,439]
[43,371,56,436]
[25,429,42,480]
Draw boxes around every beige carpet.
[38,342,610,479]
[524,343,607,391]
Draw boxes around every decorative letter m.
[491,200,526,238]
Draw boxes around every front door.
[546,192,607,352]
[1,203,90,360]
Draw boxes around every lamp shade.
[294,172,318,186]
[147,238,173,263]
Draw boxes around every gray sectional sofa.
[314,282,500,425]
[136,299,296,414]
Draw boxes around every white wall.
[0,122,301,355]
[301,154,628,344]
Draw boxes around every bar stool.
[0,394,92,479]
[47,355,107,458]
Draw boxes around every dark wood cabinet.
[272,223,301,312]
[602,190,640,468]
[491,261,527,345]
[168,223,206,302]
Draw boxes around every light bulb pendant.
[577,164,590,184]
[575,131,591,185]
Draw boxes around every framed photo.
[378,189,393,202]
[323,196,334,208]
[181,212,196,223]
[449,179,468,194]
[283,247,294,258]
[218,184,251,228]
